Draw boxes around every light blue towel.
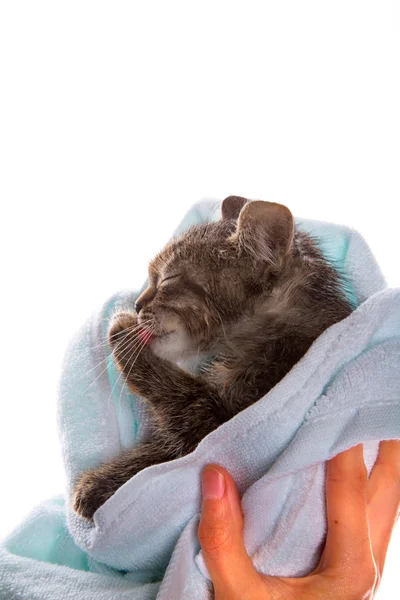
[1,199,399,599]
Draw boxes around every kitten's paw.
[73,471,113,521]
[108,311,138,349]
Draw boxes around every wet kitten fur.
[73,197,352,520]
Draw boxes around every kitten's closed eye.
[160,274,181,285]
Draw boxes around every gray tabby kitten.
[74,197,352,520]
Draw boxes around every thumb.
[198,465,264,599]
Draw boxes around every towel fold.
[1,199,399,600]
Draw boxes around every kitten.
[73,197,352,520]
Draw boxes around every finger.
[198,465,265,600]
[367,440,400,574]
[322,445,374,573]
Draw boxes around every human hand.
[198,442,400,599]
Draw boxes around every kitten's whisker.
[108,319,153,342]
[114,333,148,368]
[80,330,148,396]
[76,319,153,381]
[83,319,153,354]
[105,333,149,417]
[116,325,156,415]
[76,329,145,387]
[105,322,156,412]
[122,325,156,376]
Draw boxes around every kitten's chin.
[150,329,192,363]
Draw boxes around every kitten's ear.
[230,200,294,265]
[221,196,248,220]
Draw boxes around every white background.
[0,1,399,597]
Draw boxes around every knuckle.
[376,462,400,488]
[328,467,367,494]
[353,465,368,482]
[198,521,232,555]
[352,473,368,497]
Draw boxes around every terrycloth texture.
[1,199,400,600]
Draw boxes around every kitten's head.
[135,197,295,363]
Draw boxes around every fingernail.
[202,467,225,500]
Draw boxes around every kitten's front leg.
[73,440,173,520]
[108,311,231,438]
[108,310,191,403]
[109,312,231,446]
[108,311,162,398]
